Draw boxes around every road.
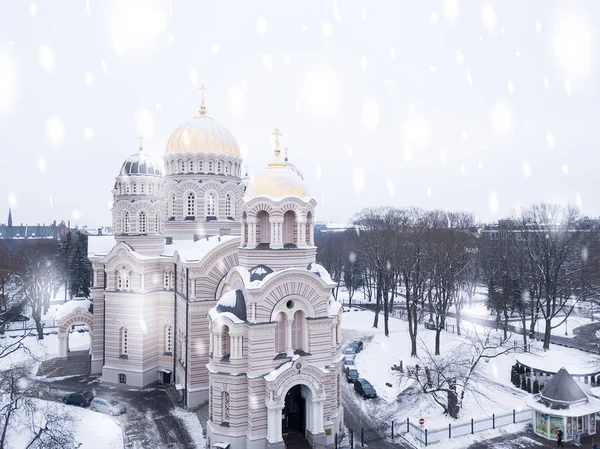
[35,374,197,449]
[350,301,600,354]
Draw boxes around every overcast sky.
[1,0,599,228]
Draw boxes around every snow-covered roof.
[526,393,600,417]
[88,235,116,257]
[172,235,238,263]
[215,289,247,321]
[328,298,343,316]
[517,353,600,376]
[307,263,334,285]
[208,307,244,324]
[55,298,92,320]
[264,355,301,382]
[539,367,588,407]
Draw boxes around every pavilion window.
[189,160,194,173]
[292,310,305,350]
[222,391,230,423]
[164,271,170,289]
[140,184,145,194]
[206,193,216,216]
[275,313,286,353]
[165,325,173,353]
[168,192,175,218]
[139,211,147,233]
[209,161,213,173]
[225,194,232,217]
[217,162,221,173]
[120,327,128,356]
[124,211,130,233]
[186,192,196,217]
[199,161,203,172]
[180,160,185,173]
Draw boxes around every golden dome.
[165,115,240,157]
[245,162,309,199]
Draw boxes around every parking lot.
[35,374,198,449]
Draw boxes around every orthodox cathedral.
[88,95,344,448]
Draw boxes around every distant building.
[314,222,352,235]
[0,209,69,240]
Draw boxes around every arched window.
[120,327,128,356]
[217,162,221,173]
[124,272,130,290]
[180,160,185,173]
[186,192,196,217]
[117,272,123,290]
[224,163,229,175]
[225,194,232,217]
[222,326,230,357]
[199,161,203,173]
[168,192,175,218]
[133,183,137,194]
[206,193,216,216]
[155,212,161,233]
[189,160,194,173]
[126,184,130,194]
[139,211,147,233]
[257,211,270,244]
[292,310,305,350]
[222,391,230,423]
[275,313,286,353]
[123,211,130,233]
[140,183,145,194]
[283,210,296,245]
[209,161,214,173]
[164,271,170,289]
[165,325,173,354]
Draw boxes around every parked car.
[354,378,377,399]
[90,397,126,416]
[343,346,356,356]
[349,341,364,353]
[343,357,356,368]
[62,391,94,407]
[3,311,29,322]
[345,367,359,383]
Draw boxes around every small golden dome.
[165,115,240,157]
[245,164,310,199]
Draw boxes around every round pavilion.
[526,367,600,442]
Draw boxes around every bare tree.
[520,204,595,350]
[15,244,61,340]
[397,329,517,418]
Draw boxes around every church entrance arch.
[56,306,93,361]
[266,360,326,446]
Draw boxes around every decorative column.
[297,215,307,247]
[209,324,213,355]
[58,335,68,358]
[267,404,284,443]
[286,318,294,356]
[240,219,246,246]
[247,216,257,248]
[331,325,336,347]
[215,333,223,358]
[310,399,325,434]
[308,220,315,246]
[270,217,284,249]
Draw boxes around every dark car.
[354,378,377,399]
[349,341,364,353]
[345,367,359,383]
[62,391,94,407]
[2,311,29,322]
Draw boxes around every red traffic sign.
[419,418,425,425]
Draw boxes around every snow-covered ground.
[170,408,207,449]
[1,330,90,373]
[340,308,600,445]
[6,398,123,449]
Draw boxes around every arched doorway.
[56,305,93,362]
[283,385,307,445]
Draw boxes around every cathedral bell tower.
[112,137,166,256]
[238,128,317,271]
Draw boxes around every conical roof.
[540,367,588,409]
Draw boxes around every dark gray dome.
[216,289,247,321]
[120,149,163,177]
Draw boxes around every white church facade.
[88,98,345,448]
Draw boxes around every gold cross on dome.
[138,135,144,150]
[198,84,208,115]
[272,127,283,146]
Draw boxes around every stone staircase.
[37,350,90,377]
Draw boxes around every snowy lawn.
[0,330,90,373]
[340,309,600,435]
[6,398,123,449]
